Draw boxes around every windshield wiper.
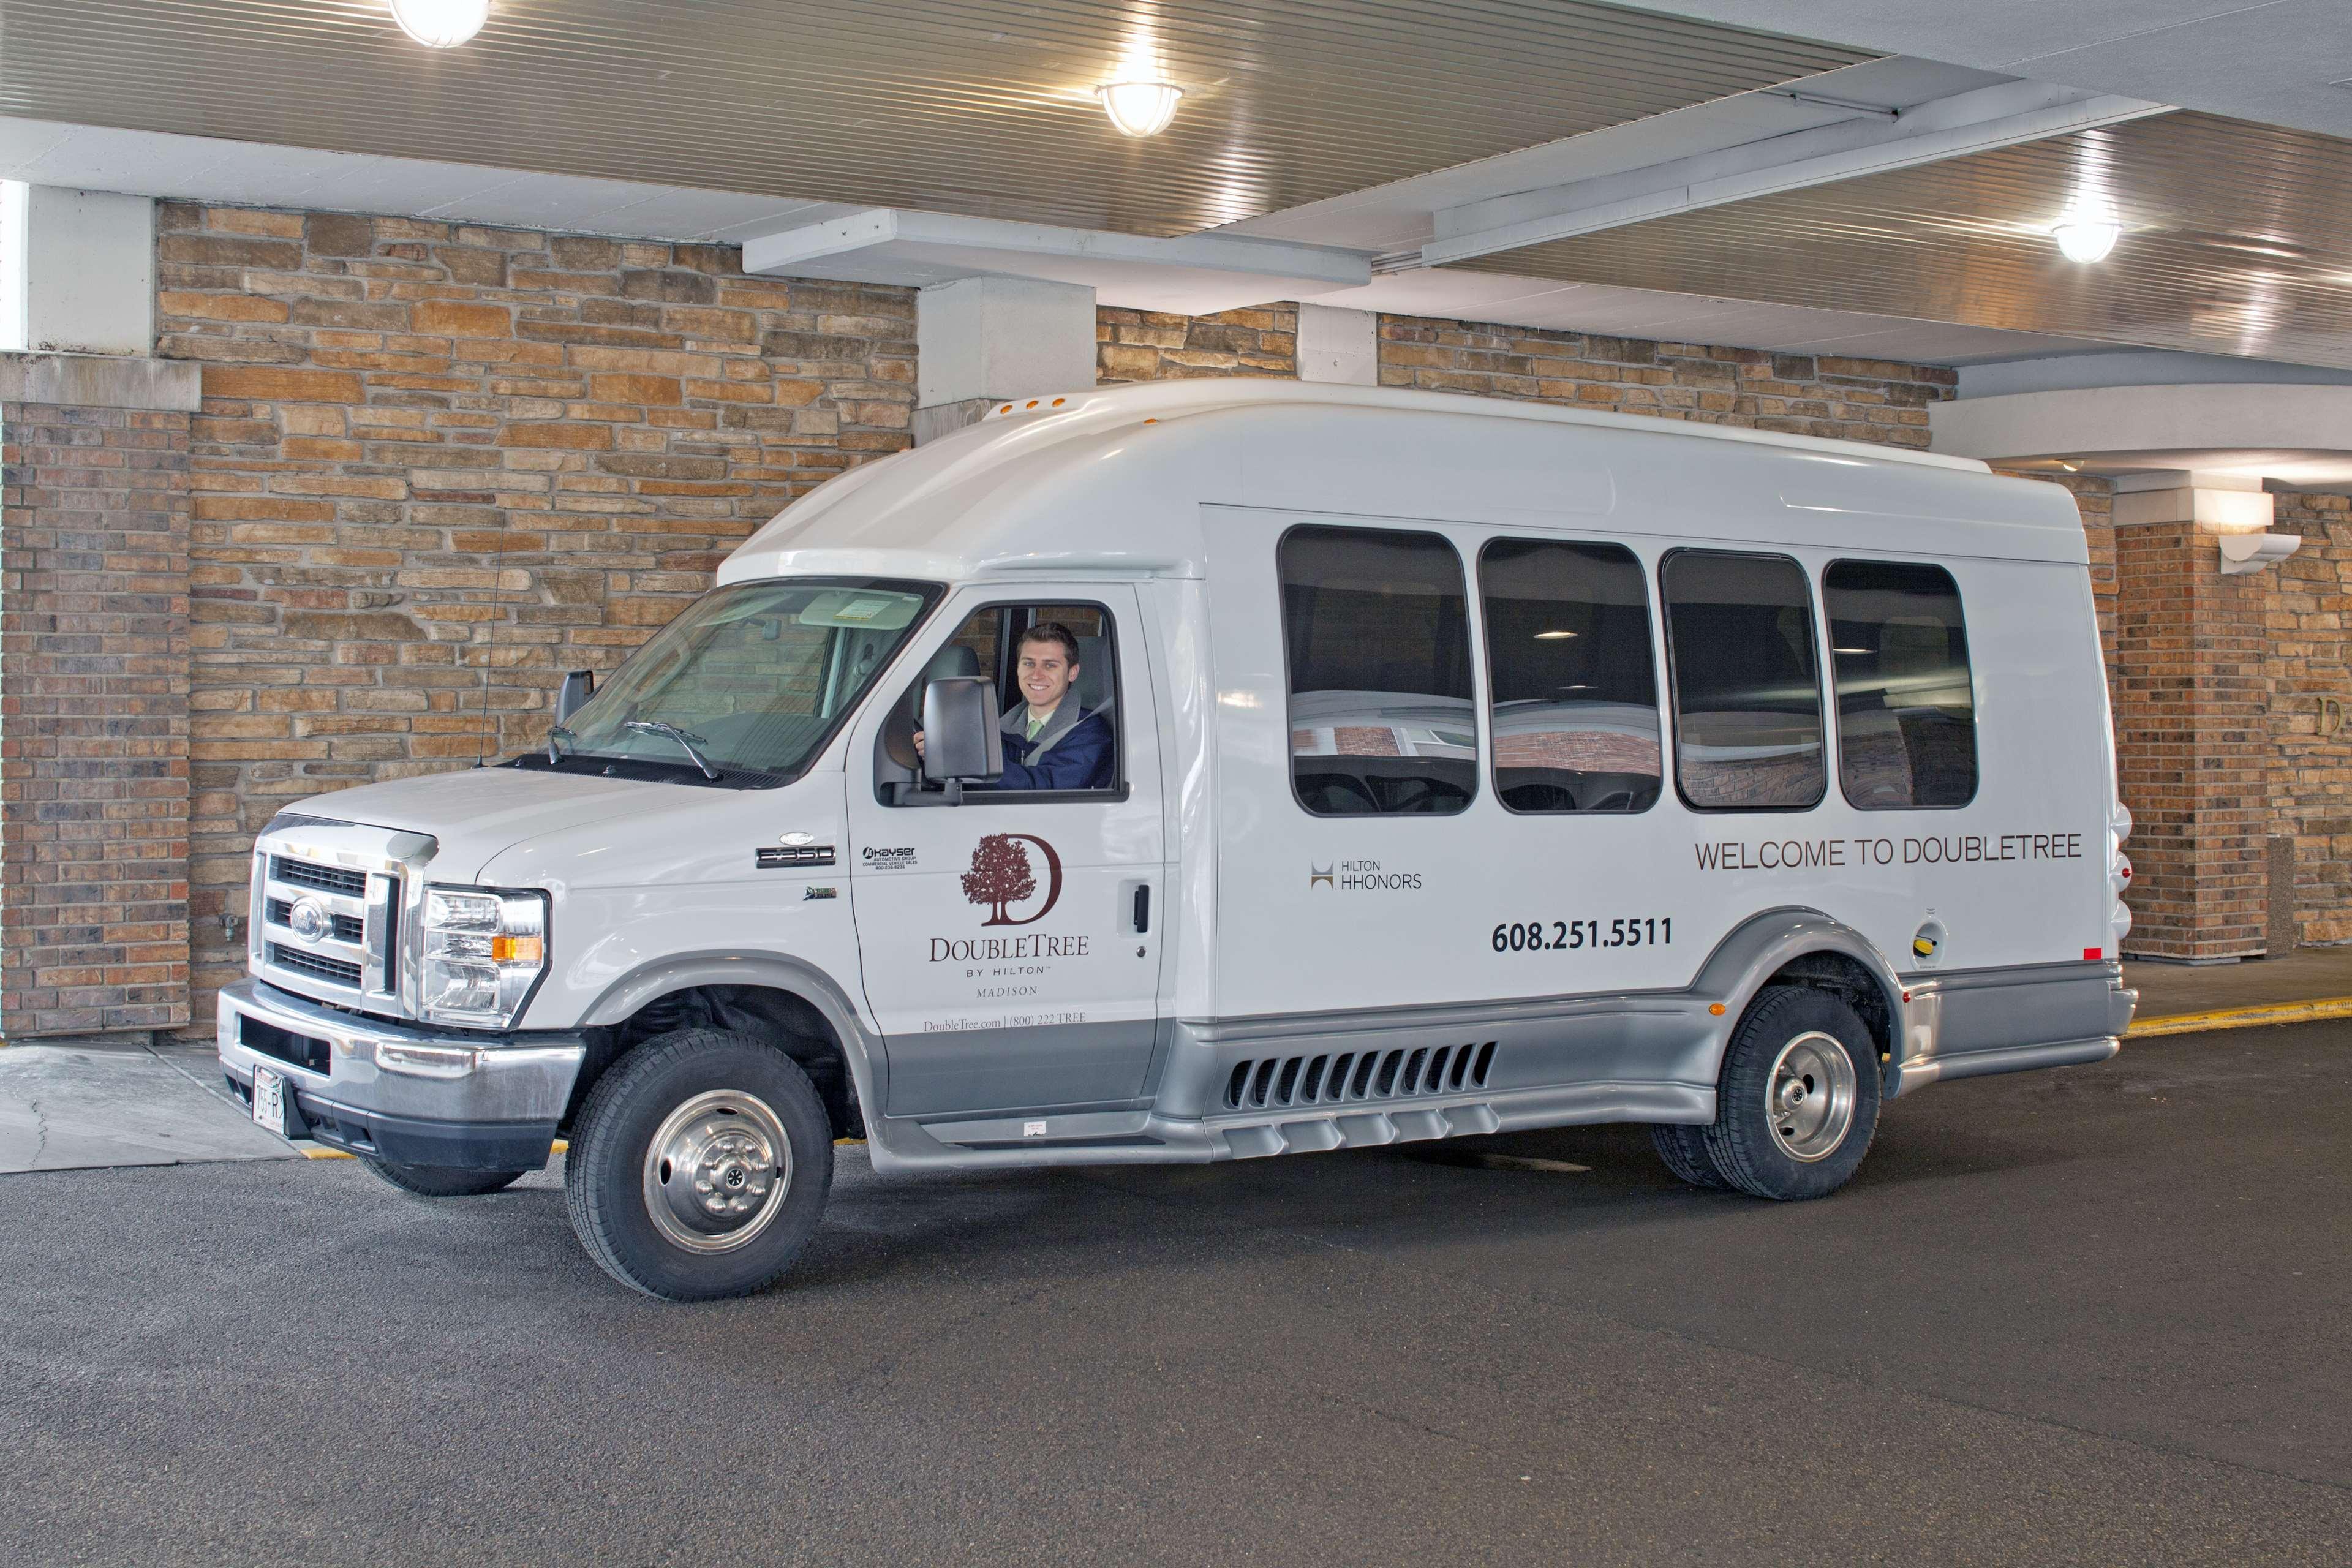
[622,719,722,780]
[546,724,576,766]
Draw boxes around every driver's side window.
[878,601,1123,802]
[1279,525,1479,816]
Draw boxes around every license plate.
[251,1064,290,1136]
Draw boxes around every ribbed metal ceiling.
[0,0,1871,237]
[1458,110,2352,369]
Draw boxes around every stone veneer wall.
[1,395,193,1036]
[1375,317,1956,448]
[2269,489,2352,944]
[153,203,915,1024]
[1096,304,1298,382]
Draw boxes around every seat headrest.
[911,643,981,720]
[1073,635,1112,713]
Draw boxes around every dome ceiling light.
[1094,77,1185,137]
[390,0,492,49]
[2051,196,2121,264]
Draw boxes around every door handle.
[1133,884,1150,934]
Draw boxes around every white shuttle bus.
[219,381,2136,1299]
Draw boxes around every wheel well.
[566,984,862,1139]
[1758,951,1898,1075]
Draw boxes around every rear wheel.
[1702,985,1881,1202]
[364,1160,526,1197]
[564,1028,833,1300]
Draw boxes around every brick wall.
[1096,304,1297,382]
[2269,490,2352,943]
[1,398,192,1037]
[1376,318,1954,448]
[154,203,915,1023]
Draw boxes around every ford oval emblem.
[289,897,331,942]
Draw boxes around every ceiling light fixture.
[1534,630,1578,640]
[1094,78,1185,137]
[390,0,491,48]
[2050,198,2121,264]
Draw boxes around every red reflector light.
[2082,946,2103,961]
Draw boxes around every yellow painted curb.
[2125,995,2352,1039]
[300,1138,571,1161]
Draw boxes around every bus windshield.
[553,578,938,783]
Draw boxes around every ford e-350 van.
[218,380,2135,1299]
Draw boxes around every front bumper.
[217,979,586,1170]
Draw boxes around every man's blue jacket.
[988,698,1114,790]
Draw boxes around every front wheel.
[1702,986,1882,1202]
[564,1028,834,1300]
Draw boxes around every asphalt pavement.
[2,1024,2346,1567]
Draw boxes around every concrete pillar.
[8,187,155,357]
[2109,471,2277,960]
[912,276,1096,444]
[1297,304,1377,385]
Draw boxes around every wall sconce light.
[2218,532,2302,574]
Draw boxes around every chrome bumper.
[217,979,586,1165]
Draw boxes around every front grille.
[240,1015,331,1075]
[265,898,364,943]
[272,856,368,897]
[1223,1039,1498,1112]
[268,943,363,988]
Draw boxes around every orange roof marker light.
[1026,399,1039,409]
[1052,398,1066,407]
[1000,404,1014,413]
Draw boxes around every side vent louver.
[1223,1040,1496,1112]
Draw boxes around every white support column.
[13,187,154,356]
[1296,304,1378,386]
[913,276,1098,444]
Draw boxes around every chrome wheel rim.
[641,1090,793,1254]
[1764,1031,1856,1163]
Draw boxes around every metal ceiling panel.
[1458,111,2352,369]
[0,1,1869,237]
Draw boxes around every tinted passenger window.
[1661,551,1825,811]
[1280,526,1476,816]
[1824,561,1977,809]
[1479,539,1660,813]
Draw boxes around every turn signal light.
[491,935,543,963]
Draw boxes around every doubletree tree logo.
[962,833,1063,927]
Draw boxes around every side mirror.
[555,669,595,723]
[922,677,1003,785]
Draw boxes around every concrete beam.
[1418,82,2167,268]
[1297,304,1378,386]
[745,208,1368,318]
[0,351,199,410]
[911,276,1098,445]
[10,187,154,356]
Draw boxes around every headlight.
[420,886,548,1028]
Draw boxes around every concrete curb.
[2125,996,2352,1039]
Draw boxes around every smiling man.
[915,621,1115,790]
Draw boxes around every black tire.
[564,1028,834,1301]
[365,1160,526,1197]
[1702,985,1882,1202]
[1648,1123,1730,1190]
